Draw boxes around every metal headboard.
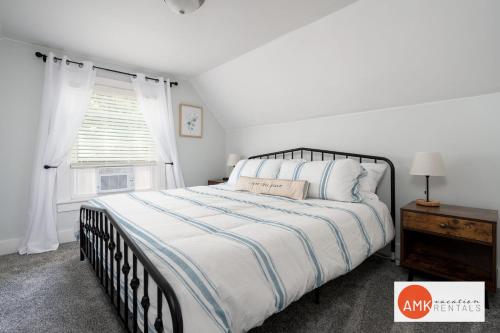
[249,147,396,258]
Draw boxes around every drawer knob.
[439,223,448,228]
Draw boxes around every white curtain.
[131,74,185,189]
[19,53,96,254]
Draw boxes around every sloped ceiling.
[192,0,500,129]
[0,0,355,76]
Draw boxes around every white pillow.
[280,159,363,202]
[359,163,387,193]
[277,159,307,180]
[235,176,309,200]
[228,159,283,185]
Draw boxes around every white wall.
[0,38,226,254]
[0,38,42,253]
[226,92,500,283]
[193,0,500,129]
[172,81,226,187]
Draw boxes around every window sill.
[56,189,156,213]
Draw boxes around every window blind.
[71,83,157,167]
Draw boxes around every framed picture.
[179,104,203,138]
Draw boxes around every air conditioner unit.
[97,167,135,194]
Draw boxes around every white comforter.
[90,184,394,333]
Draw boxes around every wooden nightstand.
[400,201,497,294]
[208,179,226,185]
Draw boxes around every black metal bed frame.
[79,147,395,333]
[79,206,183,333]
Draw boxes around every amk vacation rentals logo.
[394,282,485,322]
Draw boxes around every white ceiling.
[0,0,355,76]
[192,0,500,129]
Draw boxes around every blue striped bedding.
[89,184,394,333]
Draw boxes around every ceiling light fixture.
[163,0,205,15]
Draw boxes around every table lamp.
[225,153,240,180]
[410,152,446,207]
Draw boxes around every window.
[57,77,162,203]
[71,80,156,167]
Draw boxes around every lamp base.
[416,199,441,207]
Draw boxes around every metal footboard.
[80,205,183,333]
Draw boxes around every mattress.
[89,184,394,333]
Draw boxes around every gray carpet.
[0,242,498,333]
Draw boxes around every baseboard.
[0,228,77,256]
[0,238,22,256]
[58,228,77,243]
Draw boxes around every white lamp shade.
[226,154,241,167]
[410,152,446,176]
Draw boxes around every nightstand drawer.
[402,211,493,244]
[208,179,225,185]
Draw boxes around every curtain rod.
[35,52,179,88]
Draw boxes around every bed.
[79,148,396,333]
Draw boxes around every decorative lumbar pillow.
[228,159,283,185]
[289,159,364,202]
[235,176,309,200]
[276,159,307,180]
[359,163,387,194]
